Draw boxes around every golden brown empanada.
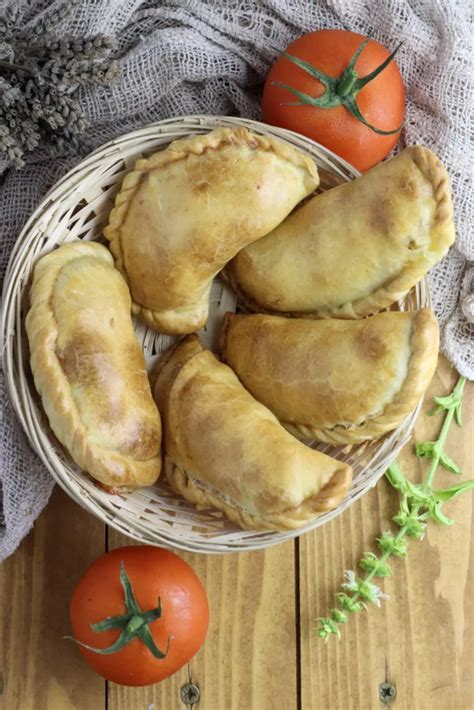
[226,147,454,318]
[26,242,162,491]
[220,309,439,444]
[104,127,319,335]
[152,336,352,531]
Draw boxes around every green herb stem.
[316,375,470,641]
[426,377,465,487]
[345,524,409,606]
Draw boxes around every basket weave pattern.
[2,116,430,552]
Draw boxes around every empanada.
[26,242,162,491]
[152,336,352,531]
[226,147,454,318]
[104,127,319,335]
[220,309,439,444]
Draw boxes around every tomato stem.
[127,615,146,633]
[337,69,358,97]
[272,37,404,136]
[65,562,171,658]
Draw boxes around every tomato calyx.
[66,562,172,659]
[271,38,403,136]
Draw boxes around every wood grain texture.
[0,488,105,710]
[107,530,298,710]
[299,355,473,710]
[1,357,472,710]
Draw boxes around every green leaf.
[394,511,426,539]
[331,608,348,624]
[428,501,454,526]
[405,519,427,539]
[439,449,461,474]
[399,493,410,515]
[455,402,463,427]
[427,403,445,417]
[428,377,466,421]
[315,617,341,640]
[385,463,409,493]
[336,592,367,613]
[431,394,456,412]
[359,552,392,577]
[377,531,407,557]
[415,441,437,459]
[434,480,474,501]
[356,580,389,607]
[404,480,432,501]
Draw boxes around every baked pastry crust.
[104,127,319,335]
[25,241,162,490]
[152,336,352,531]
[221,309,439,444]
[226,146,455,318]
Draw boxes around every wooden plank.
[299,356,473,709]
[0,487,106,710]
[107,530,298,710]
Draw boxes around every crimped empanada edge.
[164,456,352,532]
[225,146,455,320]
[284,309,440,444]
[25,243,162,490]
[130,291,210,336]
[103,127,319,332]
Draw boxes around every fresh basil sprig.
[316,376,472,641]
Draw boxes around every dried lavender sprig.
[0,2,119,167]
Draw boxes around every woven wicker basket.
[1,115,430,553]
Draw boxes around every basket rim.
[1,114,430,553]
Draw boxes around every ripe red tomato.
[69,546,209,686]
[262,29,405,171]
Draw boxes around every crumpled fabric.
[1,0,472,560]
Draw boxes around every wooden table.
[1,356,472,710]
